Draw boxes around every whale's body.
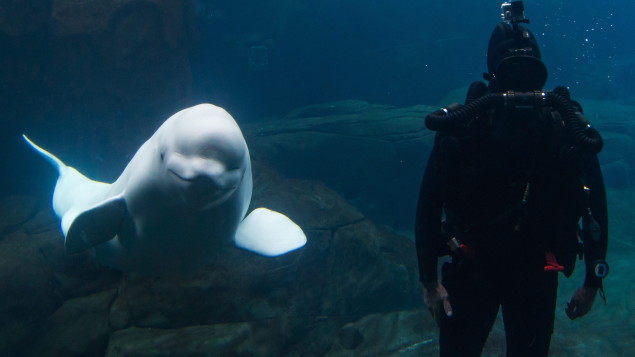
[25,104,306,275]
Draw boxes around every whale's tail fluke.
[21,134,112,235]
[22,134,66,175]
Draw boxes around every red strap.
[544,251,564,272]
[459,243,476,260]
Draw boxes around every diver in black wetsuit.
[415,2,609,356]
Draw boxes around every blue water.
[0,0,633,355]
[2,1,633,190]
[190,0,632,119]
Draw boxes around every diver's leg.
[502,269,558,357]
[439,261,500,356]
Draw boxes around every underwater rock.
[284,100,392,118]
[45,0,195,150]
[21,208,59,235]
[437,84,471,107]
[105,163,364,330]
[0,162,421,355]
[246,98,635,225]
[326,309,438,356]
[250,163,365,230]
[107,162,419,331]
[26,289,117,357]
[245,100,437,229]
[578,100,635,188]
[8,167,630,355]
[105,316,341,357]
[0,229,62,355]
[593,127,635,189]
[338,324,365,350]
[603,160,633,189]
[0,196,120,356]
[0,195,38,235]
[321,219,418,316]
[105,323,282,357]
[0,0,196,172]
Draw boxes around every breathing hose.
[425,82,603,154]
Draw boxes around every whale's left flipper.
[235,208,307,257]
[65,196,127,254]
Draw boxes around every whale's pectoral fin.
[65,196,127,254]
[234,208,307,257]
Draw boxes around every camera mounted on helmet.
[484,1,548,92]
[425,0,604,155]
[501,1,529,30]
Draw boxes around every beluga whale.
[24,104,306,275]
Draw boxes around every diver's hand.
[423,283,453,323]
[566,286,598,320]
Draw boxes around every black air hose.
[425,93,502,132]
[552,85,571,100]
[553,85,586,114]
[465,81,488,104]
[425,90,603,153]
[544,92,603,153]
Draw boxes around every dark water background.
[0,0,633,355]
[1,0,632,195]
[189,0,631,116]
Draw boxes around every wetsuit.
[415,104,608,356]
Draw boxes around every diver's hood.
[486,23,548,91]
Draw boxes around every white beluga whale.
[24,103,306,275]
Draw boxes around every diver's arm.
[565,106,608,320]
[565,156,607,320]
[583,154,608,288]
[415,136,445,286]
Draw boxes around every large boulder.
[105,316,342,357]
[244,98,635,231]
[26,290,117,357]
[0,163,421,356]
[0,197,120,356]
[0,0,196,192]
[1,0,195,116]
[244,100,438,229]
[325,309,438,356]
[107,163,419,332]
[44,0,195,154]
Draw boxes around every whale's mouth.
[168,168,238,190]
[168,168,239,208]
[168,167,195,182]
[195,189,237,209]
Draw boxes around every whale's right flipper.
[234,208,307,257]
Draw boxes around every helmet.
[485,22,548,91]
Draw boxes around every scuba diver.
[415,1,609,356]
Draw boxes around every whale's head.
[158,104,248,210]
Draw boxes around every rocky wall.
[0,163,422,356]
[0,0,197,191]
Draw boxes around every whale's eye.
[160,152,165,161]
